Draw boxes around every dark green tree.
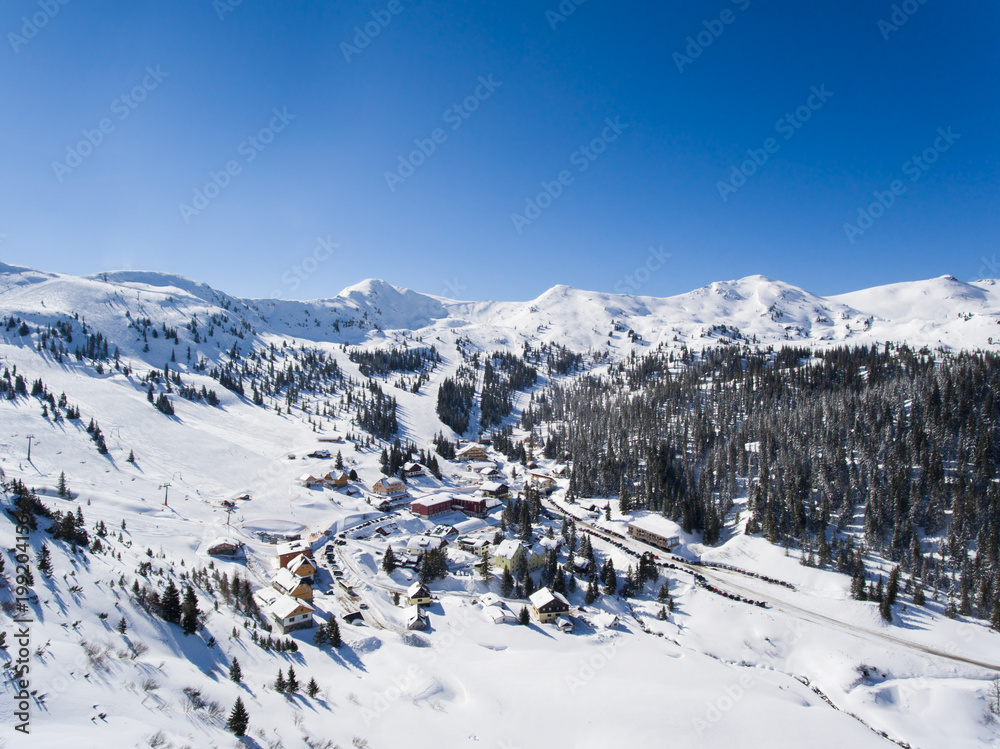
[161,579,181,624]
[37,544,52,576]
[382,546,397,574]
[226,697,249,737]
[500,567,514,597]
[886,566,900,606]
[181,585,200,635]
[229,658,243,683]
[326,619,342,648]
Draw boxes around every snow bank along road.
[545,498,1000,674]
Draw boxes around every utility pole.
[160,482,171,506]
[26,434,35,461]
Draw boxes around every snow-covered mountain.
[2,264,998,359]
[2,263,1000,749]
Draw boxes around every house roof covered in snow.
[269,593,313,619]
[529,587,570,610]
[494,539,524,560]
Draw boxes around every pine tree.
[275,668,287,693]
[879,595,893,623]
[657,581,670,602]
[161,579,181,624]
[57,472,69,498]
[181,585,200,635]
[326,619,342,648]
[657,606,667,620]
[382,546,397,574]
[501,567,514,597]
[286,665,299,693]
[226,697,250,737]
[518,606,530,625]
[116,617,127,635]
[307,677,320,698]
[479,548,492,582]
[126,450,135,464]
[991,600,1000,632]
[851,560,867,601]
[313,626,328,646]
[37,544,52,576]
[913,586,926,606]
[229,658,243,683]
[523,574,535,597]
[886,566,900,606]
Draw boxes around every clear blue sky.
[1,0,997,301]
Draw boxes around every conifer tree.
[382,546,397,574]
[501,567,514,598]
[518,606,530,625]
[275,668,287,693]
[851,560,867,601]
[879,595,893,623]
[161,579,181,624]
[286,665,299,693]
[307,677,320,698]
[226,697,249,737]
[886,566,900,606]
[229,658,243,683]
[326,619,342,648]
[181,585,200,635]
[37,544,52,576]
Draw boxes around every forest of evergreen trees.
[523,343,1000,620]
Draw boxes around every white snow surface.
[0,265,998,748]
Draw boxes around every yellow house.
[491,540,545,572]
[529,587,570,624]
[407,582,432,606]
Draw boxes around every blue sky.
[1,0,997,301]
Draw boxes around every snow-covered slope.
[2,264,998,358]
[2,264,1000,748]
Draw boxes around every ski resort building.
[401,462,425,478]
[529,587,571,624]
[411,495,454,518]
[451,495,488,517]
[276,540,313,568]
[372,477,407,497]
[529,472,556,493]
[287,554,316,581]
[456,443,488,461]
[480,481,509,499]
[626,516,681,551]
[324,471,350,488]
[273,568,313,602]
[206,539,240,557]
[268,594,315,634]
[492,540,545,571]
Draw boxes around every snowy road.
[544,497,1000,674]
